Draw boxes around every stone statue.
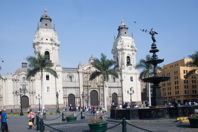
[149,28,158,43]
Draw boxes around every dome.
[40,10,52,22]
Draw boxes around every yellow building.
[160,59,198,104]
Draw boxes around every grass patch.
[7,112,29,116]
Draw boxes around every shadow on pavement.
[177,124,191,128]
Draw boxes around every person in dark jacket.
[1,109,9,132]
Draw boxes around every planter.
[88,122,108,132]
[189,117,198,128]
[66,116,77,122]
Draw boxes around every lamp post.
[14,90,23,116]
[127,87,134,108]
[19,88,23,116]
[82,92,85,108]
[37,94,41,112]
[12,81,27,116]
[56,91,60,113]
[20,84,27,115]
[85,68,91,107]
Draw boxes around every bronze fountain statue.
[143,28,170,106]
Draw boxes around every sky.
[0,0,198,75]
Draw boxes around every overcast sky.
[0,0,198,75]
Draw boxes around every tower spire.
[117,20,129,37]
[120,19,125,26]
[39,10,53,29]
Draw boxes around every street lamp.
[37,94,41,112]
[20,84,27,115]
[19,88,23,116]
[85,68,91,107]
[81,91,85,108]
[13,85,27,116]
[56,91,60,113]
[127,87,134,108]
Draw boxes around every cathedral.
[0,11,141,110]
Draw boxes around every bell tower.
[112,21,141,104]
[32,10,63,108]
[112,21,137,69]
[33,10,60,66]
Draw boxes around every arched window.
[47,86,50,92]
[46,75,49,80]
[22,77,26,81]
[45,51,50,60]
[117,57,119,67]
[130,76,133,82]
[126,56,131,66]
[112,93,118,106]
[113,77,116,82]
[68,75,73,82]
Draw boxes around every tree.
[136,55,153,79]
[89,53,118,110]
[136,55,153,106]
[27,53,58,112]
[185,51,198,78]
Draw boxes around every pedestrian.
[1,109,9,132]
[28,119,33,129]
[28,109,35,125]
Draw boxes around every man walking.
[1,109,8,132]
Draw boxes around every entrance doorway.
[21,95,29,108]
[112,93,118,106]
[68,94,75,106]
[90,90,99,106]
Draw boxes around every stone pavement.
[7,112,198,132]
[8,116,36,132]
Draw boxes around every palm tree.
[27,53,58,112]
[89,53,118,110]
[136,55,153,79]
[185,51,198,78]
[136,55,153,106]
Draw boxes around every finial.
[120,19,125,26]
[89,55,94,63]
[90,55,94,59]
[44,9,48,15]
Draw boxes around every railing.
[106,118,152,132]
[35,111,153,132]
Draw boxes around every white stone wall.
[33,28,60,66]
[112,24,141,104]
[0,19,142,110]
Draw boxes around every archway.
[68,94,75,106]
[112,93,118,106]
[90,90,99,106]
[21,95,29,108]
[44,51,50,60]
[126,56,131,66]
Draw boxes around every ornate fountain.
[143,29,170,106]
[110,29,198,119]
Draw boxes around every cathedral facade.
[0,11,141,110]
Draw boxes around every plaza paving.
[7,112,198,132]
